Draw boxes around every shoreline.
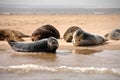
[0,38,120,51]
[0,14,120,50]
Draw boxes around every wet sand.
[0,49,120,80]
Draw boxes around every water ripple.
[0,64,120,76]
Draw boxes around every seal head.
[63,26,80,42]
[47,37,59,52]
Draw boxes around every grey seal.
[104,29,120,40]
[31,24,60,41]
[63,26,80,42]
[7,37,59,53]
[72,29,106,46]
[0,29,29,41]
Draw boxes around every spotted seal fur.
[63,26,80,42]
[7,37,59,53]
[0,29,29,41]
[104,29,120,40]
[73,29,106,46]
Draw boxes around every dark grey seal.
[31,24,60,41]
[104,29,120,40]
[72,29,106,46]
[63,26,80,42]
[7,37,59,53]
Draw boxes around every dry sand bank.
[0,14,120,50]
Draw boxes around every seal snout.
[51,40,57,45]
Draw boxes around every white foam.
[0,64,120,75]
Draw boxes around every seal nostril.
[53,41,56,44]
[32,38,34,41]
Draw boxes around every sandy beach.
[0,14,120,80]
[1,0,120,79]
[0,14,120,50]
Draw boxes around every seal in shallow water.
[63,26,80,42]
[104,29,120,40]
[0,29,29,41]
[72,29,106,46]
[7,37,59,53]
[31,24,60,41]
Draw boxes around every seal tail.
[5,37,16,50]
[7,41,15,48]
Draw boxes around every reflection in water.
[73,49,102,55]
[0,64,120,76]
[0,48,120,80]
[56,50,72,54]
[11,52,57,62]
[0,49,6,51]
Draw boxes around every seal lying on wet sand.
[0,29,29,41]
[63,26,80,42]
[31,24,60,41]
[72,29,106,46]
[7,37,59,53]
[104,29,120,40]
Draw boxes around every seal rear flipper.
[7,41,30,52]
[6,41,17,51]
[5,36,26,51]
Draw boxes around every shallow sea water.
[0,49,120,80]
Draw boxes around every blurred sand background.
[0,14,120,50]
